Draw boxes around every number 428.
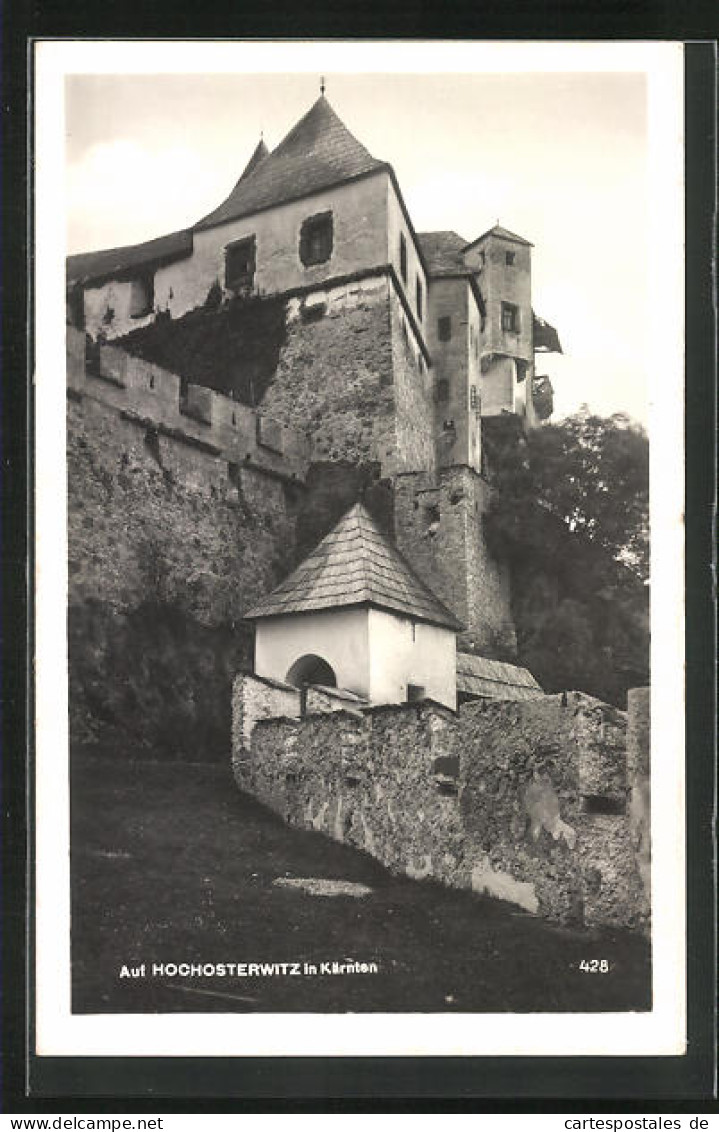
[579,959,610,973]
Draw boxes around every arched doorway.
[285,654,337,689]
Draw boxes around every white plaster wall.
[155,174,391,320]
[254,608,370,697]
[84,278,154,341]
[367,608,457,710]
[480,355,516,417]
[426,276,484,474]
[386,180,428,332]
[476,235,533,363]
[81,173,392,340]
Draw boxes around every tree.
[483,408,650,707]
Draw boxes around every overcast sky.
[65,69,651,424]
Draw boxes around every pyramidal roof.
[195,95,387,232]
[245,502,463,631]
[466,224,534,249]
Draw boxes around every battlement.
[66,325,311,483]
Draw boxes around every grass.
[71,749,651,1014]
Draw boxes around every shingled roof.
[238,137,269,183]
[456,652,543,702]
[465,224,534,250]
[67,96,386,287]
[245,501,463,631]
[195,95,387,232]
[66,228,193,288]
[417,231,471,276]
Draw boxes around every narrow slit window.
[399,233,408,283]
[438,315,451,342]
[415,276,423,321]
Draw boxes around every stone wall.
[67,332,304,757]
[388,287,436,475]
[627,687,651,928]
[393,466,516,657]
[233,678,650,930]
[262,274,397,471]
[69,326,310,482]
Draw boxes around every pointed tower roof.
[465,224,534,250]
[245,502,463,631]
[195,95,387,232]
[238,137,269,183]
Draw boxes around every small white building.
[244,502,463,710]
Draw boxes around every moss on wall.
[67,393,298,759]
[116,293,288,406]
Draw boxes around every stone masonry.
[233,674,651,930]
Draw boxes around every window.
[399,232,408,283]
[501,302,520,333]
[438,315,451,342]
[436,378,450,402]
[470,385,479,410]
[225,236,256,291]
[299,211,333,266]
[407,683,425,703]
[129,275,154,318]
[415,276,423,321]
[505,251,515,266]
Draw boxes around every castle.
[67,91,562,685]
[65,91,650,930]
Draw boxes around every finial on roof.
[320,75,326,96]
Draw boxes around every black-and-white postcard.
[33,40,689,1070]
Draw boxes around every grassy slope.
[71,752,651,1015]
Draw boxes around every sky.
[65,66,652,424]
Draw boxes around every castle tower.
[392,467,517,658]
[463,224,538,429]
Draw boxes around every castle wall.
[425,277,484,472]
[68,327,311,481]
[232,686,648,930]
[259,274,394,467]
[386,179,428,332]
[388,287,436,475]
[627,687,651,927]
[393,466,516,657]
[82,173,391,340]
[67,328,304,757]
